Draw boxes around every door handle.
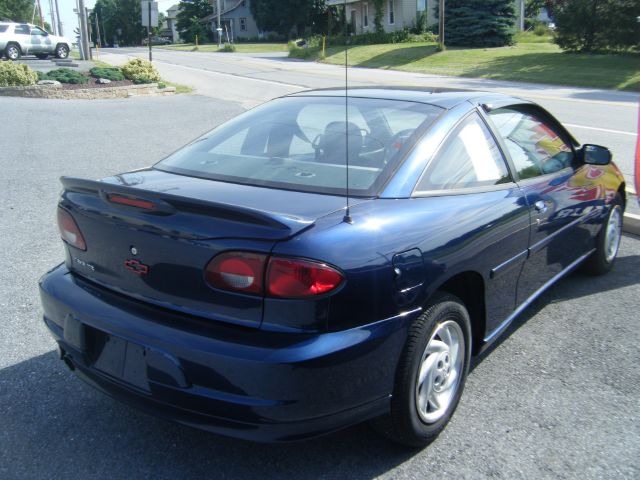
[534,200,547,214]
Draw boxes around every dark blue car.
[40,89,626,446]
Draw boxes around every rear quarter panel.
[269,187,530,336]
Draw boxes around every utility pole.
[77,0,90,60]
[95,11,101,48]
[48,0,57,34]
[438,0,445,51]
[217,0,222,48]
[54,0,63,35]
[36,0,45,28]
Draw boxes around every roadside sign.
[141,1,159,27]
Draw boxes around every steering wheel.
[384,129,415,162]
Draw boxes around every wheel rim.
[604,206,622,263]
[57,46,68,58]
[415,320,465,424]
[7,46,18,59]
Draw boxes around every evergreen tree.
[442,0,516,47]
[554,0,640,52]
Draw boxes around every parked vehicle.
[142,36,172,46]
[40,89,626,446]
[0,22,71,60]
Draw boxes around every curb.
[623,188,639,236]
[624,213,640,236]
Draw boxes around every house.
[160,3,181,43]
[325,0,526,34]
[201,0,262,42]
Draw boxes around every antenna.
[343,0,353,224]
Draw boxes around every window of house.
[488,107,574,180]
[388,0,395,24]
[416,114,511,192]
[240,18,247,31]
[363,3,369,28]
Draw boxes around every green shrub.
[39,68,89,84]
[533,23,548,36]
[89,67,125,81]
[0,62,38,87]
[121,58,161,84]
[219,43,236,52]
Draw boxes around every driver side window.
[488,107,574,180]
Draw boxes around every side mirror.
[581,144,611,165]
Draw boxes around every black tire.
[55,44,69,59]
[582,193,624,275]
[373,293,472,447]
[4,43,21,61]
[35,53,49,60]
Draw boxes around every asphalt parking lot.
[0,95,638,479]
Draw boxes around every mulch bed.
[62,79,135,90]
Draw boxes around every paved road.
[100,47,639,206]
[0,95,639,479]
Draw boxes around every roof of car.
[288,88,521,110]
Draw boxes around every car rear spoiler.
[60,176,314,235]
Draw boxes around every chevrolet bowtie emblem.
[124,259,149,276]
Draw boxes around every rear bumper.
[39,264,418,442]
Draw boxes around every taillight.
[267,258,343,298]
[107,193,156,210]
[57,207,86,251]
[204,252,344,298]
[205,252,267,294]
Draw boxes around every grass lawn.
[319,35,640,91]
[160,43,288,53]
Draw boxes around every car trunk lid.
[58,170,353,328]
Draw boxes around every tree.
[372,0,384,33]
[176,0,212,43]
[90,0,143,46]
[0,0,32,22]
[443,0,516,47]
[250,0,328,37]
[554,0,640,52]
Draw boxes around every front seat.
[317,121,363,164]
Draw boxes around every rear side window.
[157,96,442,197]
[0,26,8,33]
[415,113,511,193]
[14,25,29,35]
[488,107,574,180]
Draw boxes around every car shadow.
[471,253,640,370]
[0,351,416,479]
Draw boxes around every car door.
[13,24,31,53]
[413,111,530,334]
[29,26,51,53]
[486,105,594,305]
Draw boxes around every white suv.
[0,22,72,60]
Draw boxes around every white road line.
[564,123,637,136]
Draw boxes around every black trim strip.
[483,248,595,345]
[490,250,528,279]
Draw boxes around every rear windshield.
[0,26,8,33]
[156,96,443,196]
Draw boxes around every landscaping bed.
[0,58,178,99]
